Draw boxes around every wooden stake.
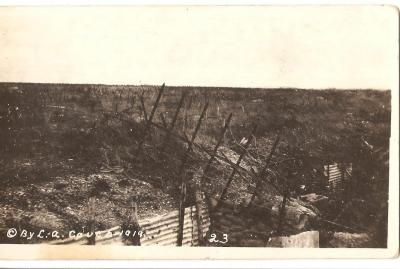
[177,102,209,246]
[139,95,149,123]
[129,201,141,246]
[194,186,204,245]
[136,83,165,154]
[87,196,96,245]
[161,92,186,152]
[277,184,289,236]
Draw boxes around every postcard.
[0,5,398,259]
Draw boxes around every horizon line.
[0,81,389,91]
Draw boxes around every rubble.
[208,196,320,247]
[328,232,374,248]
[254,195,320,233]
[267,231,319,248]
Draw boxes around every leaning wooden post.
[277,162,294,236]
[161,92,186,152]
[139,95,149,123]
[277,180,289,236]
[136,83,165,154]
[192,114,233,246]
[177,102,209,246]
[194,184,204,246]
[131,95,136,110]
[87,196,96,245]
[130,200,141,246]
[123,200,141,246]
[177,183,187,246]
[113,93,119,113]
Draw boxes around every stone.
[268,196,319,232]
[267,231,319,248]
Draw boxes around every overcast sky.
[0,6,398,89]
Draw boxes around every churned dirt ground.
[0,156,177,242]
[0,84,391,246]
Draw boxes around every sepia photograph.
[0,5,398,260]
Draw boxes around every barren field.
[0,83,391,246]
